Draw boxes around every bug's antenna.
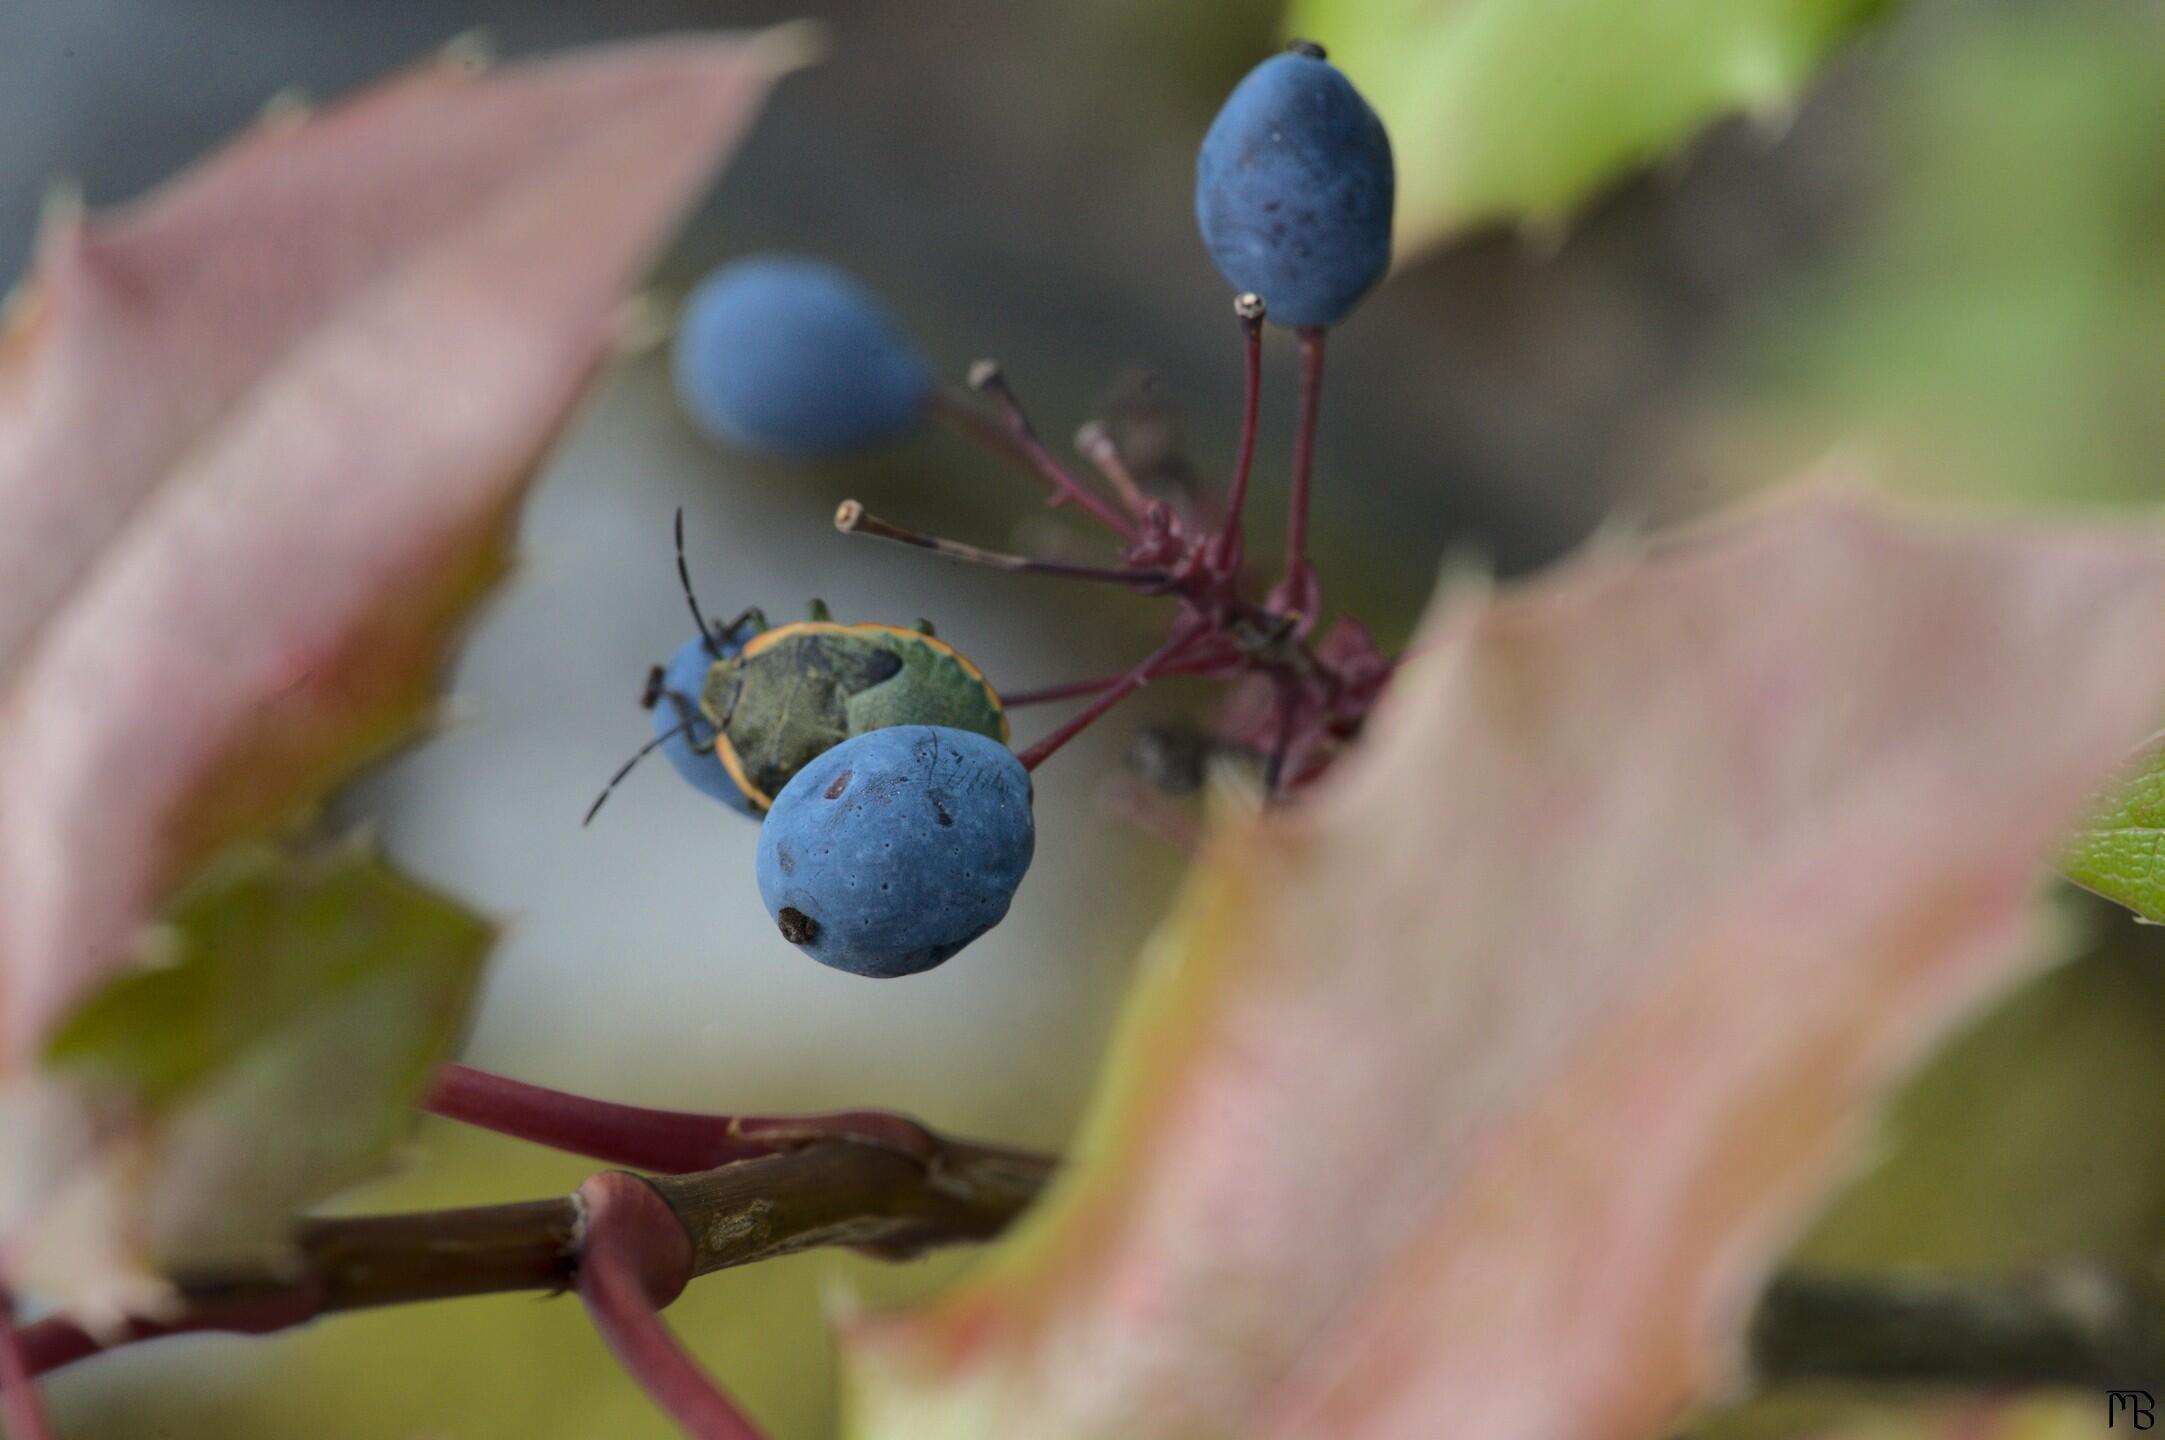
[675,508,719,656]
[584,717,697,827]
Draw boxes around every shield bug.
[702,616,1008,810]
[585,512,1006,822]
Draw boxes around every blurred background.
[5,0,2158,1434]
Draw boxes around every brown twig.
[8,1133,1054,1391]
[1752,1267,2165,1391]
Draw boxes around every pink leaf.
[843,484,2165,1439]
[0,27,807,1061]
[0,26,808,1316]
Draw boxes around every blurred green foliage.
[1287,0,1895,252]
[41,842,487,1279]
[1716,0,2165,506]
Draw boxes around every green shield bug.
[583,513,1008,825]
[705,619,1008,810]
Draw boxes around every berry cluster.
[596,44,1398,978]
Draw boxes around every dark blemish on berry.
[777,907,819,944]
[776,844,796,876]
[931,795,954,828]
[824,768,852,800]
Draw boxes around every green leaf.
[35,843,488,1278]
[1678,4,2165,510]
[1282,0,1895,254]
[46,843,487,1099]
[2062,740,2165,923]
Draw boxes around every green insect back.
[702,624,1005,805]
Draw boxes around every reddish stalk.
[1017,625,1206,771]
[13,1289,325,1385]
[0,1292,54,1440]
[1000,673,1124,707]
[1275,327,1328,617]
[422,1062,938,1171]
[934,375,1141,543]
[1210,294,1267,573]
[576,1174,764,1440]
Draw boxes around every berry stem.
[934,378,1141,543]
[833,501,1169,588]
[1017,625,1206,771]
[1278,327,1328,614]
[421,1061,943,1171]
[575,1174,766,1440]
[1073,421,1152,516]
[1001,673,1124,707]
[0,1291,52,1440]
[1210,295,1267,573]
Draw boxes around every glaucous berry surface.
[652,632,760,818]
[755,726,1035,978]
[1195,46,1395,328]
[672,254,933,458]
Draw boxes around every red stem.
[12,1289,323,1385]
[421,1063,936,1171]
[1000,673,1123,707]
[1211,304,1266,573]
[933,387,1141,544]
[1281,327,1328,609]
[576,1174,764,1440]
[0,1293,54,1440]
[1017,625,1205,771]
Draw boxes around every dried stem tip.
[835,500,1170,588]
[1234,292,1267,325]
[967,359,1004,392]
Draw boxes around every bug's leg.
[660,689,713,754]
[715,607,767,645]
[639,664,666,711]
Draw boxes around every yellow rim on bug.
[713,621,1010,810]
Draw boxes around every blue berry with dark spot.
[754,726,1034,978]
[1195,45,1395,328]
[672,255,933,458]
[653,632,759,818]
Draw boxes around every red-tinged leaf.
[0,27,808,1059]
[842,484,2165,1439]
[0,26,809,1316]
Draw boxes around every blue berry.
[754,727,1035,978]
[1195,47,1395,328]
[672,255,933,458]
[652,632,759,818]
